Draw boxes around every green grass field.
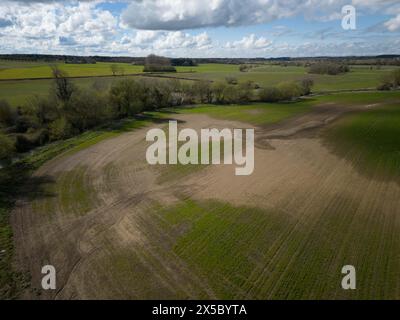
[170,64,399,92]
[0,61,235,80]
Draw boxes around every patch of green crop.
[323,102,400,182]
[149,196,400,299]
[175,101,313,126]
[58,167,95,216]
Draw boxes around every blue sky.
[0,0,399,57]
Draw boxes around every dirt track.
[11,103,400,299]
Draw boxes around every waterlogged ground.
[11,92,400,299]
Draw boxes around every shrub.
[0,133,15,161]
[172,83,195,106]
[192,80,213,103]
[15,134,34,153]
[223,85,240,104]
[225,76,238,85]
[277,82,303,101]
[299,78,314,95]
[0,100,16,127]
[377,69,400,90]
[259,87,282,102]
[15,129,48,152]
[48,116,73,141]
[212,81,227,104]
[14,104,41,133]
[29,128,49,146]
[27,95,60,126]
[236,81,254,103]
[377,82,393,91]
[149,80,174,109]
[110,79,148,117]
[66,90,113,131]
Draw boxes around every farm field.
[173,64,399,91]
[1,61,398,106]
[0,61,144,79]
[7,90,400,299]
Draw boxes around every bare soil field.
[11,102,400,299]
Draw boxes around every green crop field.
[140,195,400,299]
[323,94,400,182]
[0,61,144,79]
[0,61,234,80]
[174,100,313,125]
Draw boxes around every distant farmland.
[1,60,398,106]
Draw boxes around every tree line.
[0,67,314,164]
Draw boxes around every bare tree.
[50,65,74,102]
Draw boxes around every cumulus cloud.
[121,0,297,30]
[153,31,212,50]
[121,0,400,30]
[226,34,271,50]
[109,30,213,57]
[0,1,118,53]
[385,14,400,31]
[0,0,399,56]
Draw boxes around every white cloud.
[0,1,117,53]
[107,30,213,57]
[385,14,400,31]
[153,31,212,50]
[121,0,296,30]
[226,34,271,50]
[0,0,399,57]
[121,0,400,30]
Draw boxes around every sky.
[0,0,399,58]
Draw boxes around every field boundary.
[0,72,205,83]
